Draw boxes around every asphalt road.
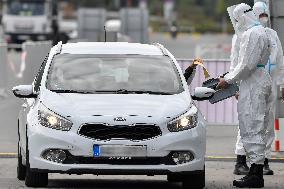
[0,159,283,189]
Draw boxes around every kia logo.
[114,117,126,122]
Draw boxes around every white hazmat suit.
[229,34,248,157]
[224,3,273,165]
[234,1,284,159]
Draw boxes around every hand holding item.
[191,58,204,68]
[191,58,210,79]
[216,78,229,90]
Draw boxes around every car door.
[19,54,49,153]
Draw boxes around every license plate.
[93,145,147,157]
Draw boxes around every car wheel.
[182,168,205,189]
[17,142,26,180]
[25,134,48,187]
[25,167,48,187]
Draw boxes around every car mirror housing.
[12,85,37,98]
[191,87,215,101]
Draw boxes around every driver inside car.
[184,58,204,85]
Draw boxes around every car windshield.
[46,54,184,95]
[7,0,45,16]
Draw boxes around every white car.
[13,42,215,188]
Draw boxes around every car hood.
[40,90,192,121]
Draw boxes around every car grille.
[78,123,162,141]
[63,152,175,165]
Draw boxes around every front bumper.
[28,121,206,174]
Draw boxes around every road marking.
[0,153,17,158]
[206,156,284,162]
[206,156,284,160]
[207,156,235,159]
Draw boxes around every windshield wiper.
[134,90,173,95]
[113,89,173,95]
[91,89,136,94]
[51,89,174,95]
[110,89,173,95]
[50,89,93,94]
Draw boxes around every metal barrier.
[21,41,52,84]
[177,59,238,125]
[77,8,106,42]
[120,8,149,43]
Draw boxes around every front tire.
[17,143,26,180]
[25,167,48,187]
[182,169,205,189]
[25,133,48,187]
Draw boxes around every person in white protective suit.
[217,3,273,188]
[232,1,284,177]
[227,5,251,175]
[229,2,284,176]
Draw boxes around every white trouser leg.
[238,81,272,165]
[264,84,277,159]
[235,127,246,156]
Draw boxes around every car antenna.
[104,26,107,42]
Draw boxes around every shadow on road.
[46,179,181,189]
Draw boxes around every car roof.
[60,42,164,56]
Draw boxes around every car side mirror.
[191,87,215,101]
[12,85,37,98]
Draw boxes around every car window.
[46,54,184,94]
[33,54,48,92]
[7,0,45,16]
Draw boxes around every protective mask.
[259,17,269,26]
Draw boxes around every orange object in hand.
[192,58,210,79]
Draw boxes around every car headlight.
[38,103,72,131]
[167,112,198,132]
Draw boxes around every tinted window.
[46,54,184,94]
[7,0,45,16]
